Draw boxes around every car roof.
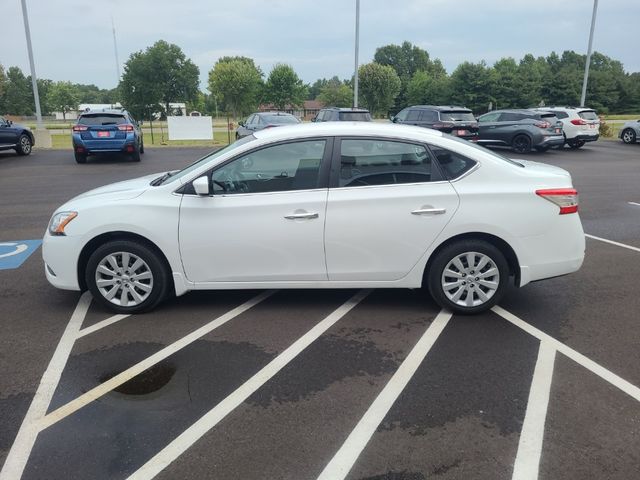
[487,109,538,114]
[253,121,443,142]
[409,105,472,112]
[321,107,370,112]
[80,109,127,116]
[256,111,296,116]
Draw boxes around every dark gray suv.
[477,109,564,153]
[313,107,371,122]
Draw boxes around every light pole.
[580,0,599,107]
[111,16,121,88]
[20,0,43,130]
[353,0,360,108]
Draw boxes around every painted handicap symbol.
[0,239,42,270]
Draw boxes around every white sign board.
[167,116,213,140]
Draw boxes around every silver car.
[619,120,640,144]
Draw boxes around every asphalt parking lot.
[0,141,639,480]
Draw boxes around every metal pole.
[580,0,598,107]
[353,0,360,108]
[111,16,121,84]
[20,0,43,130]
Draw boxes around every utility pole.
[353,0,360,108]
[580,0,599,107]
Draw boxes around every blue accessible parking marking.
[0,240,42,270]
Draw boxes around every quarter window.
[430,145,476,180]
[406,109,421,121]
[338,139,440,187]
[211,140,326,194]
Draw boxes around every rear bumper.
[573,134,599,142]
[72,134,138,154]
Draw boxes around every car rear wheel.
[140,141,145,154]
[74,152,87,164]
[16,134,32,156]
[427,240,509,315]
[512,135,532,154]
[569,139,585,149]
[130,149,141,162]
[621,128,636,144]
[86,240,170,314]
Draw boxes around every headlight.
[48,211,78,236]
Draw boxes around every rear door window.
[336,139,441,187]
[406,110,422,121]
[478,112,500,122]
[498,112,526,122]
[421,110,439,122]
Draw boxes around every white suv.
[535,107,600,149]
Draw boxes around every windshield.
[262,114,299,124]
[78,114,127,125]
[338,112,371,121]
[440,111,476,122]
[159,135,256,185]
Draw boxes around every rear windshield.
[440,111,475,122]
[578,110,598,120]
[262,114,299,124]
[78,114,126,126]
[539,113,557,119]
[338,112,372,121]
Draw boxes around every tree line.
[1,40,639,120]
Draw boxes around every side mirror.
[7,120,12,126]
[193,176,210,196]
[238,121,245,127]
[389,115,396,123]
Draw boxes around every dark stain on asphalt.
[358,471,427,480]
[378,311,539,437]
[247,334,399,408]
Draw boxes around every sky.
[1,0,638,91]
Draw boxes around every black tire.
[512,134,532,154]
[15,134,33,156]
[535,145,550,152]
[235,132,240,140]
[74,152,87,164]
[621,128,636,144]
[86,240,171,314]
[130,149,141,162]
[427,240,510,315]
[140,141,145,154]
[569,139,585,149]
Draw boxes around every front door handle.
[284,212,319,220]
[411,208,446,215]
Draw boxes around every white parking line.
[38,290,276,431]
[511,341,556,480]
[585,233,640,253]
[316,310,452,480]
[492,306,640,402]
[0,292,92,480]
[76,314,129,338]
[127,289,372,480]
[628,202,640,207]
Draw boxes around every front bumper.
[42,232,82,291]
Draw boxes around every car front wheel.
[86,240,170,314]
[427,240,509,315]
[16,134,32,155]
[621,128,636,144]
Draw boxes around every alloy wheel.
[441,251,500,308]
[95,251,154,307]
[21,136,31,154]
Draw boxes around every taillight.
[534,121,551,129]
[73,125,88,132]
[117,124,134,132]
[536,188,578,215]
[570,119,587,126]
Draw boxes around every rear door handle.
[284,212,319,220]
[411,208,446,215]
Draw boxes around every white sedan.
[43,122,585,315]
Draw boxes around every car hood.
[63,172,162,207]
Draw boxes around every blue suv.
[72,109,144,163]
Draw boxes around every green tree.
[0,64,7,112]
[119,50,162,119]
[357,63,401,116]
[492,58,519,109]
[316,76,352,107]
[119,40,199,119]
[2,67,33,115]
[208,58,263,118]
[515,54,549,107]
[48,81,78,119]
[406,70,451,106]
[263,63,307,110]
[449,61,496,113]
